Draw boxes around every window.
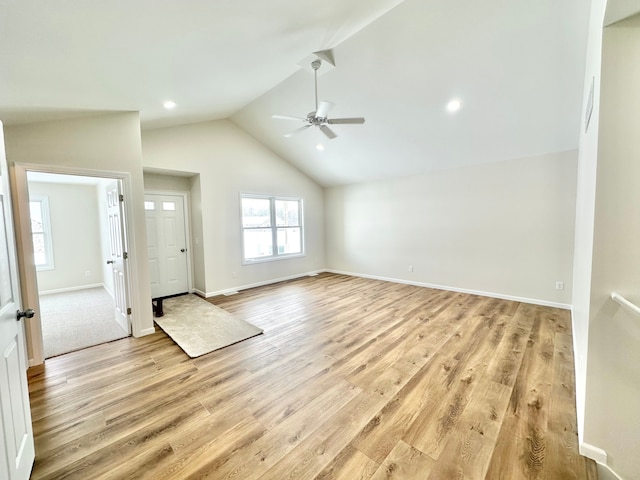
[241,195,303,262]
[29,195,54,271]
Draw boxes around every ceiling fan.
[272,59,365,140]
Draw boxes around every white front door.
[145,194,189,298]
[106,181,130,333]
[0,122,35,480]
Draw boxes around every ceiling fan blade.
[315,101,333,119]
[319,125,338,139]
[272,114,307,121]
[283,125,311,138]
[327,117,366,125]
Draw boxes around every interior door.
[106,181,130,333]
[145,194,189,298]
[0,122,35,480]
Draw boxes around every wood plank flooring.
[27,273,597,479]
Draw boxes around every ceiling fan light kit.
[272,56,365,140]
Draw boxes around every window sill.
[242,253,305,266]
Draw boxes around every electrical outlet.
[85,270,91,277]
[232,271,237,278]
[408,266,414,272]
[555,281,564,290]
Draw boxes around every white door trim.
[10,162,140,366]
[144,190,193,295]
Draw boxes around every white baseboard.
[596,463,625,480]
[39,283,105,296]
[325,269,572,310]
[197,269,571,309]
[192,288,206,297]
[136,326,156,337]
[580,442,608,464]
[578,442,627,480]
[202,270,324,298]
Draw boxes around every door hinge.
[119,194,124,202]
[123,252,128,260]
[127,307,132,315]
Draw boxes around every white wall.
[28,182,102,293]
[144,172,192,191]
[325,151,577,307]
[571,0,607,454]
[189,175,205,293]
[571,1,640,477]
[142,119,325,295]
[4,113,154,347]
[582,17,640,480]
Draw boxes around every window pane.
[275,200,299,227]
[162,201,176,211]
[32,233,46,265]
[29,201,44,233]
[277,227,301,255]
[30,196,54,270]
[242,198,271,227]
[144,201,155,210]
[243,229,273,259]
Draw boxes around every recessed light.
[446,98,462,112]
[316,144,325,151]
[163,100,177,110]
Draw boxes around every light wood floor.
[27,273,597,479]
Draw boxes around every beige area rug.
[155,294,263,357]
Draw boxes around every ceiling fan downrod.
[312,59,321,116]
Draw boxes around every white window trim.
[240,193,305,265]
[29,194,55,271]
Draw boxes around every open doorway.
[26,171,131,358]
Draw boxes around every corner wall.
[28,182,103,293]
[4,112,154,350]
[582,17,640,479]
[325,151,577,307]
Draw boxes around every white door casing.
[145,194,189,298]
[107,181,130,334]
[0,121,35,480]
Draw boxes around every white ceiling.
[0,0,403,128]
[0,0,591,186]
[233,0,592,186]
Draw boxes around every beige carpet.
[155,294,263,357]
[40,287,129,359]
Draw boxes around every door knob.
[16,309,35,321]
[180,248,186,253]
[106,260,114,264]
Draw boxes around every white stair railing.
[610,292,640,315]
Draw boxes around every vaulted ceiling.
[0,0,591,186]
